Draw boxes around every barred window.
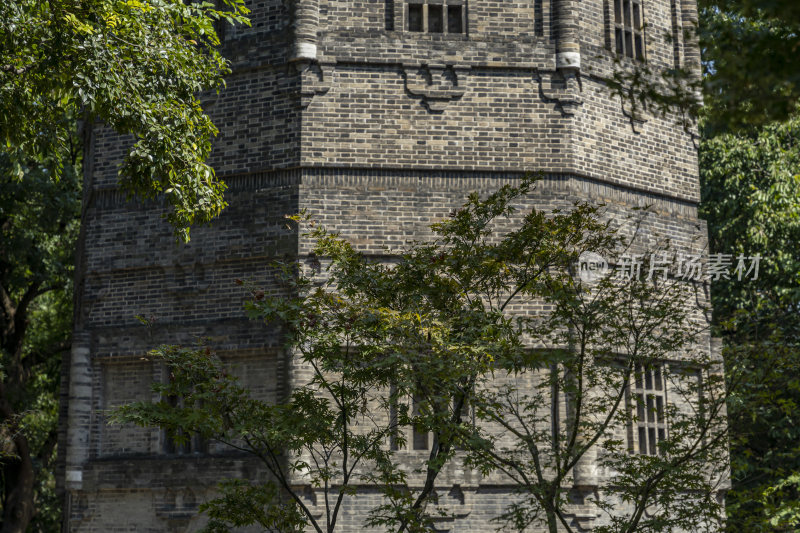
[389,391,471,452]
[412,393,431,450]
[388,392,433,451]
[407,0,465,34]
[163,394,208,455]
[630,363,667,456]
[388,387,429,451]
[613,0,645,60]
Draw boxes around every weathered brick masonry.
[59,0,717,530]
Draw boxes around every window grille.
[613,0,645,59]
[407,0,465,34]
[389,391,471,452]
[163,394,208,455]
[630,363,667,456]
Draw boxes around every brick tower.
[60,0,712,530]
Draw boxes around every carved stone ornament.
[428,485,473,533]
[561,487,602,531]
[402,64,469,113]
[299,487,325,520]
[296,60,332,109]
[536,69,584,116]
[155,488,199,520]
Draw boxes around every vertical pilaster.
[293,0,320,61]
[554,0,580,70]
[571,432,598,489]
[62,118,95,501]
[64,338,92,491]
[680,0,701,79]
[670,0,684,69]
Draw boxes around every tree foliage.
[117,177,728,532]
[700,115,800,330]
[0,151,81,533]
[700,0,800,131]
[0,0,250,239]
[0,2,250,530]
[601,0,800,136]
[464,261,727,533]
[700,114,800,531]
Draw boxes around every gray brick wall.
[60,0,717,530]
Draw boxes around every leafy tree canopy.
[1,2,249,530]
[700,0,800,131]
[0,0,250,240]
[700,114,800,332]
[700,113,800,531]
[0,151,80,533]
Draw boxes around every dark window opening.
[406,1,464,34]
[408,3,423,31]
[163,395,208,455]
[389,382,401,451]
[453,393,473,451]
[447,5,463,33]
[412,393,430,450]
[630,363,667,456]
[625,31,634,58]
[428,5,444,32]
[613,0,645,60]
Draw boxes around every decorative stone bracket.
[296,61,332,109]
[166,261,211,299]
[300,484,472,531]
[428,485,473,533]
[537,69,584,116]
[155,488,199,521]
[561,487,602,531]
[402,64,469,113]
[299,487,329,521]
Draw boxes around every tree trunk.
[1,435,35,533]
[545,505,560,533]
